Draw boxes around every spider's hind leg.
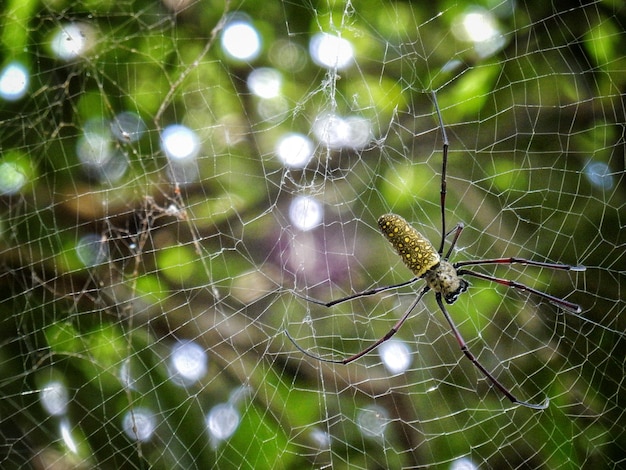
[294,276,421,308]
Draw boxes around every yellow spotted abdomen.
[378,214,440,277]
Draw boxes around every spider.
[287,91,585,410]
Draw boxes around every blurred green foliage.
[0,0,624,469]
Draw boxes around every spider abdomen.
[378,213,441,277]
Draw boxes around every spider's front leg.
[456,269,583,313]
[435,294,549,410]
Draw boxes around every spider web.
[1,0,624,468]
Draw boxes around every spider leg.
[294,277,420,307]
[455,257,586,272]
[430,91,449,256]
[435,294,549,410]
[443,223,464,259]
[456,268,582,313]
[287,286,430,364]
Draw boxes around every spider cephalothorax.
[288,91,585,410]
[423,260,469,304]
